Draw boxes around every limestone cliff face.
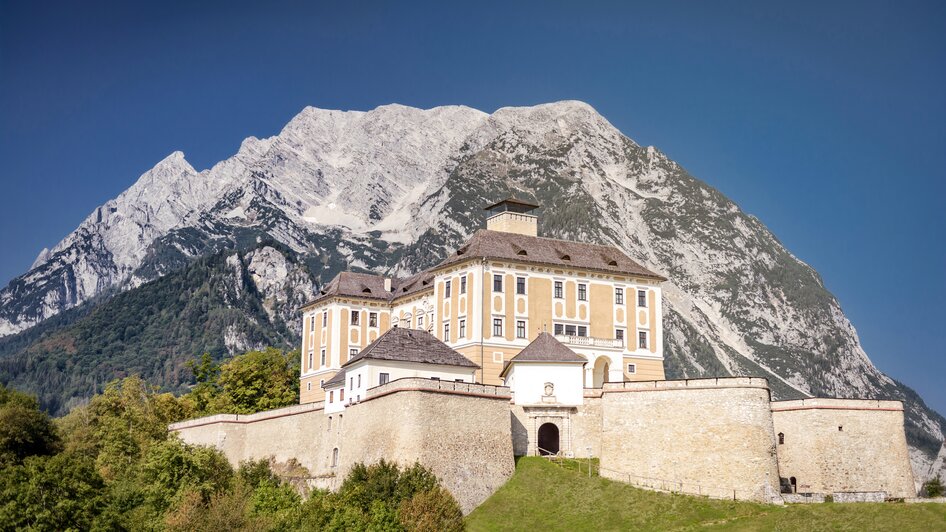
[1,101,942,482]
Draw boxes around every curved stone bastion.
[597,377,783,502]
[170,378,515,513]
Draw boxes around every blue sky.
[1,1,944,414]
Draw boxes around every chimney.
[383,278,392,292]
[484,198,539,236]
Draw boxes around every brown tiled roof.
[435,230,666,280]
[322,369,346,389]
[343,327,479,369]
[303,270,435,308]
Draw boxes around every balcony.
[554,334,624,349]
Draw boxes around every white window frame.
[627,363,637,374]
[445,280,452,298]
[516,320,526,339]
[493,318,503,336]
[638,330,649,350]
[459,318,466,338]
[638,289,647,308]
[578,283,587,301]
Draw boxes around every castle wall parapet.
[603,376,770,393]
[365,377,511,402]
[771,397,903,412]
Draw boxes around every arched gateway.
[537,423,560,455]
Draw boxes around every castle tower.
[484,198,539,236]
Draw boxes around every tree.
[138,438,234,514]
[0,384,61,464]
[0,452,106,530]
[208,347,300,414]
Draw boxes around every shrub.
[399,487,464,532]
[923,476,943,498]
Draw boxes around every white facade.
[326,359,477,414]
[504,362,586,406]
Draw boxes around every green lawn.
[465,457,946,531]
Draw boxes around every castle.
[171,199,917,512]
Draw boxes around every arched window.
[327,416,332,430]
[331,448,339,468]
[778,432,784,445]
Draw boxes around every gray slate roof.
[508,333,587,363]
[322,369,346,389]
[343,327,479,369]
[436,230,665,280]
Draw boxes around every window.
[460,277,467,294]
[329,390,334,402]
[516,320,526,339]
[516,276,526,295]
[307,382,312,391]
[351,311,360,326]
[357,374,361,387]
[577,325,587,337]
[417,315,424,329]
[379,373,389,385]
[578,283,587,301]
[310,315,316,331]
[308,352,313,369]
[443,322,450,340]
[328,416,332,429]
[331,448,339,467]
[615,288,624,305]
[339,388,344,401]
[445,280,451,297]
[493,318,503,336]
[838,426,843,432]
[778,432,785,445]
[565,324,577,336]
[615,329,625,344]
[493,274,503,292]
[320,379,324,388]
[626,363,636,374]
[369,312,377,327]
[320,348,326,366]
[459,319,466,338]
[349,377,353,389]
[554,281,563,299]
[322,311,327,326]
[638,290,647,307]
[554,323,564,336]
[638,330,648,349]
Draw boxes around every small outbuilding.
[324,327,479,414]
[501,333,587,406]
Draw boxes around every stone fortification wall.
[171,378,513,513]
[598,377,781,502]
[771,398,915,498]
[341,378,514,512]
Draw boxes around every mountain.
[0,101,942,483]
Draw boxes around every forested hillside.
[0,243,312,415]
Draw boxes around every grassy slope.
[466,458,946,531]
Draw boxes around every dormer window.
[362,288,371,294]
[607,259,618,266]
[561,254,571,261]
[517,249,527,256]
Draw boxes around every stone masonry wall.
[771,398,916,498]
[170,378,513,514]
[598,378,781,502]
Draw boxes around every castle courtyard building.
[298,198,666,404]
